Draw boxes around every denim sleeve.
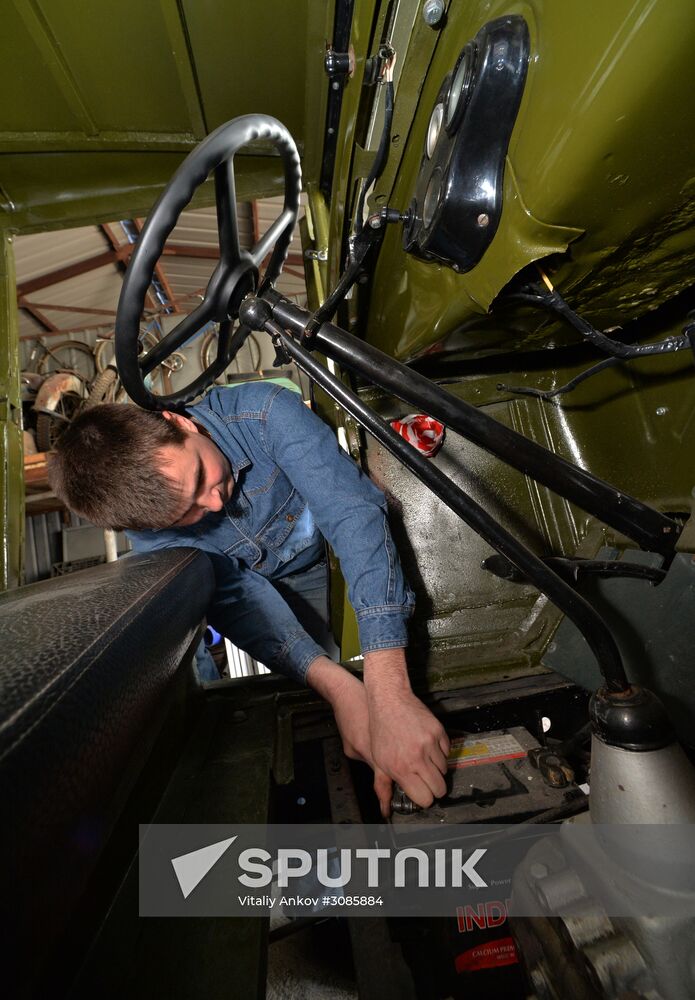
[127,533,325,683]
[262,387,415,654]
[205,553,325,683]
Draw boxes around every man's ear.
[162,410,199,434]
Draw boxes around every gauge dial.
[446,43,476,133]
[426,102,444,158]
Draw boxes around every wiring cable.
[497,356,623,399]
[353,52,395,237]
[499,268,695,398]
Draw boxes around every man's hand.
[363,648,450,816]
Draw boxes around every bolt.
[477,212,490,227]
[655,406,668,416]
[332,80,340,91]
[422,0,445,27]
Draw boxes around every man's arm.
[129,531,327,684]
[306,651,450,816]
[306,656,372,763]
[261,388,450,810]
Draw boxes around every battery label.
[454,935,519,973]
[447,732,527,770]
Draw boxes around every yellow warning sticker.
[447,732,526,769]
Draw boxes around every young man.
[49,381,449,815]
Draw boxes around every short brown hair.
[48,404,187,531]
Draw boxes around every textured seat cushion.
[0,548,215,997]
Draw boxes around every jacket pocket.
[259,489,314,558]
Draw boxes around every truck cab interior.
[2,2,695,998]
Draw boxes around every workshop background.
[20,196,309,585]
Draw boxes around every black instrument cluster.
[403,16,530,273]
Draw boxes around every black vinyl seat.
[0,548,215,999]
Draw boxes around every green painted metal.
[313,0,695,682]
[358,0,695,359]
[0,232,22,590]
[359,337,695,689]
[0,154,285,236]
[0,0,335,234]
[324,0,383,290]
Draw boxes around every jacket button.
[286,514,295,522]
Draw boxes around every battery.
[391,726,581,825]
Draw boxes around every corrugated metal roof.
[16,197,308,368]
[13,226,108,281]
[167,204,254,249]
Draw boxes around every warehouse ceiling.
[15,197,308,352]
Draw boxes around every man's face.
[156,414,233,528]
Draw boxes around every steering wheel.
[115,115,301,410]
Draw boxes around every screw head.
[477,212,490,227]
[422,0,445,27]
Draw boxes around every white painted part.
[103,529,118,563]
[224,638,270,677]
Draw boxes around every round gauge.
[426,102,444,158]
[422,169,443,229]
[445,42,476,133]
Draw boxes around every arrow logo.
[171,836,237,899]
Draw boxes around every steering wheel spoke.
[251,208,296,268]
[214,161,241,264]
[116,114,301,409]
[139,300,214,375]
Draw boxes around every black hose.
[267,320,629,693]
[353,80,394,236]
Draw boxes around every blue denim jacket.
[128,382,414,682]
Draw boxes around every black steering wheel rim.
[115,114,301,410]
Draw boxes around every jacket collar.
[186,399,251,478]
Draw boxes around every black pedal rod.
[268,293,679,556]
[268,319,628,692]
